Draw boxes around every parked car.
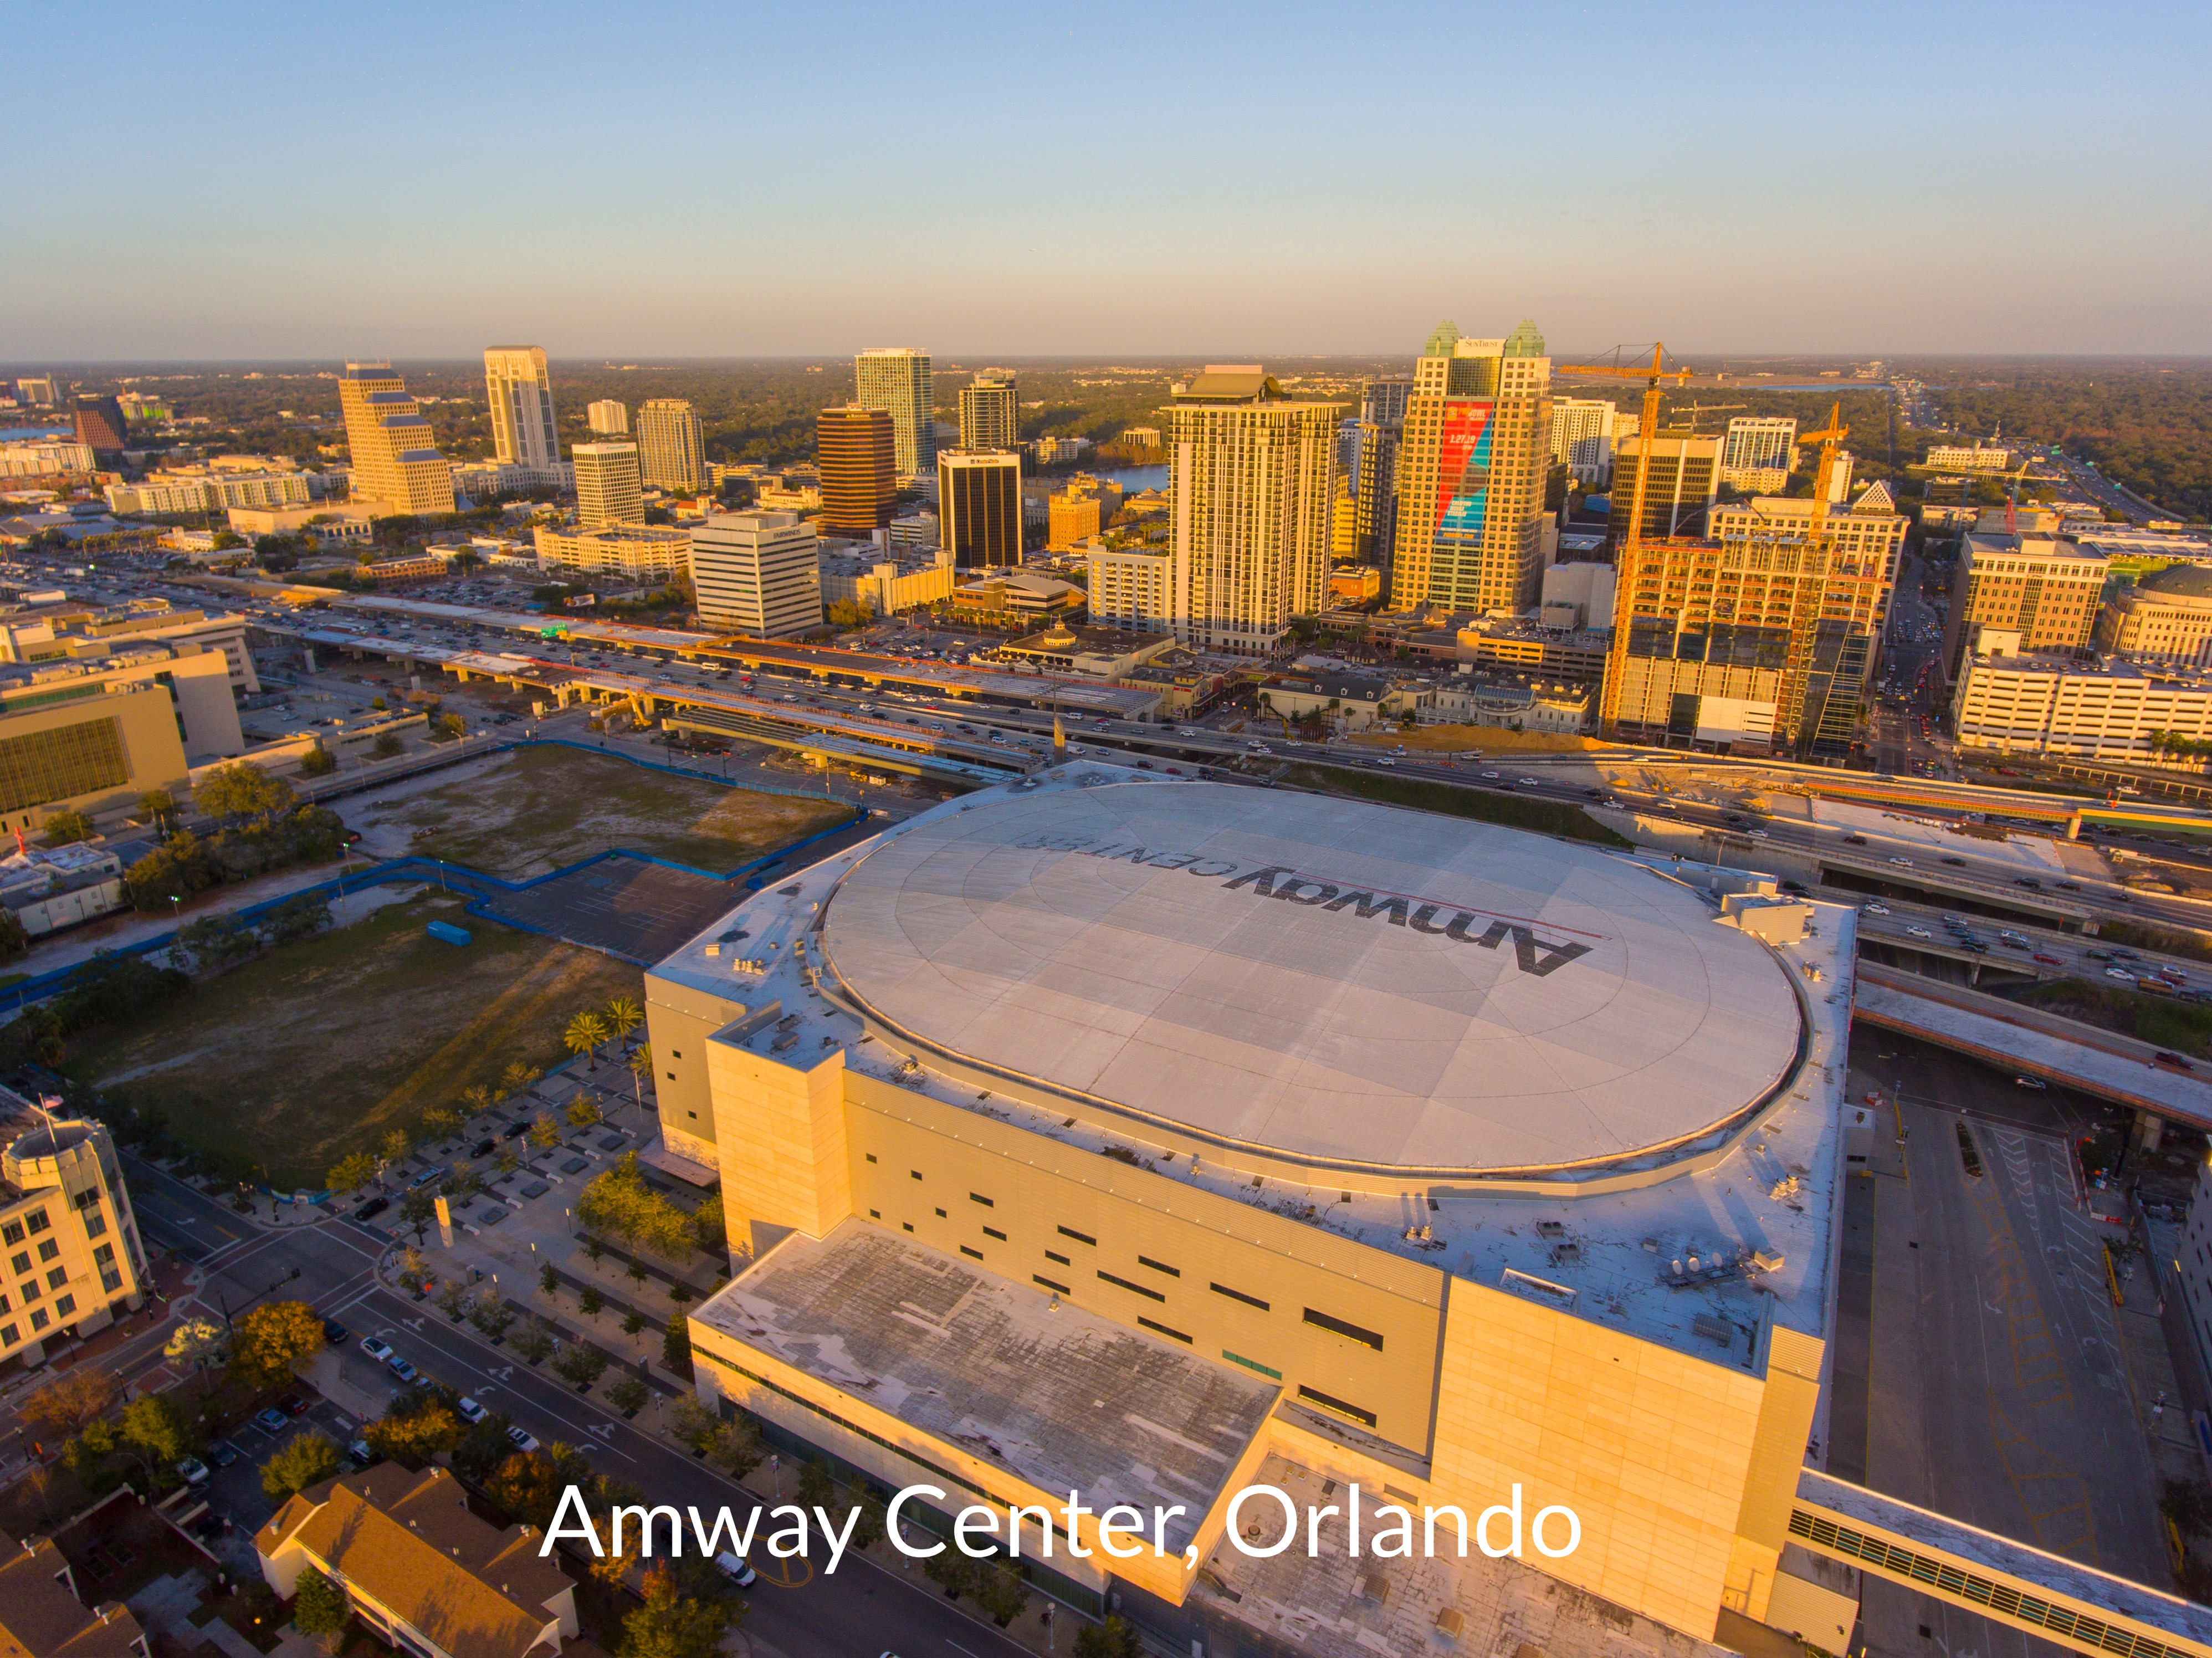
[350,1439,375,1465]
[177,1457,211,1487]
[322,1320,348,1344]
[360,1337,394,1363]
[276,1393,310,1416]
[254,1408,289,1433]
[506,1426,541,1454]
[713,1552,757,1588]
[457,1397,489,1424]
[387,1357,418,1384]
[469,1138,496,1158]
[501,1122,530,1139]
[355,1197,391,1220]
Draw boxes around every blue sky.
[7,0,2208,359]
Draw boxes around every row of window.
[0,1292,75,1347]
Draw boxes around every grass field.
[1348,723,1612,755]
[65,891,639,1186]
[2016,977,2212,1060]
[353,746,852,878]
[1272,763,1632,847]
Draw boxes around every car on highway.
[1906,925,1933,938]
[1940,856,1965,866]
[2034,953,2063,965]
[1860,902,1890,914]
[2013,1076,2048,1090]
[360,1337,395,1363]
[2106,968,2138,983]
[1480,770,1501,779]
[1889,857,1914,866]
[1517,776,1540,787]
[1844,834,1868,845]
[2155,1051,2195,1072]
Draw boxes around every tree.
[554,1342,610,1392]
[365,1399,462,1465]
[378,1127,412,1168]
[262,1430,341,1500]
[1073,1614,1144,1658]
[460,1083,495,1115]
[119,1394,190,1483]
[578,1287,605,1319]
[704,1419,761,1480]
[22,1368,120,1437]
[622,1308,645,1337]
[510,1321,556,1365]
[620,1564,734,1658]
[291,1566,350,1644]
[528,1112,562,1150]
[231,1301,326,1387]
[487,1442,591,1529]
[195,762,296,823]
[795,1460,834,1509]
[326,1151,377,1194]
[690,1194,724,1256]
[923,1548,977,1599]
[138,789,178,832]
[565,1011,611,1069]
[400,1189,438,1244]
[662,1318,693,1379]
[500,1061,542,1097]
[975,1559,1028,1628]
[437,1279,470,1321]
[178,911,258,971]
[606,995,643,1047]
[0,909,25,960]
[299,745,337,777]
[373,733,403,759]
[262,892,331,945]
[565,1096,602,1129]
[165,1317,227,1394]
[421,1104,460,1140]
[605,1376,649,1417]
[40,808,94,845]
[843,1477,885,1552]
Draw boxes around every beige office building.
[1940,531,2109,680]
[2097,564,2212,668]
[483,345,560,469]
[636,399,707,492]
[655,774,1856,1647]
[0,646,237,833]
[1951,646,2212,759]
[572,442,643,530]
[0,1102,149,1369]
[1390,320,1554,614]
[531,523,691,582]
[1165,367,1340,653]
[336,363,454,516]
[692,510,821,638]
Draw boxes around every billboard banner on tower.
[1431,400,1494,543]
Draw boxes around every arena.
[653,766,1856,1651]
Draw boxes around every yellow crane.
[1556,344,1694,734]
[1796,401,1850,506]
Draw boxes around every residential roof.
[255,1466,570,1658]
[0,1532,146,1658]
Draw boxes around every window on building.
[35,1240,57,1264]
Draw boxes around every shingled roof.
[255,1467,570,1658]
[0,1532,146,1658]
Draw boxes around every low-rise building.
[1431,673,1590,734]
[355,555,445,585]
[452,459,573,501]
[0,1527,148,1658]
[0,1102,149,1369]
[1257,668,1411,730]
[227,504,376,544]
[1114,647,1234,718]
[1328,565,1381,602]
[1455,616,1612,682]
[2096,564,2212,668]
[106,468,313,515]
[1046,474,1120,550]
[1539,561,1616,630]
[1926,444,2014,472]
[817,545,955,618]
[1950,643,2212,760]
[946,570,1083,628]
[992,621,1172,679]
[531,524,690,583]
[0,603,259,692]
[257,1465,578,1658]
[0,842,127,937]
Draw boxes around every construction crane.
[1668,399,1747,435]
[1796,402,1849,506]
[1556,344,1695,735]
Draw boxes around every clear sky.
[8,0,2208,360]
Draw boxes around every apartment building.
[1940,531,2108,680]
[586,399,628,436]
[0,441,96,479]
[107,469,312,515]
[1047,473,1121,550]
[1390,321,1553,614]
[1720,417,1796,493]
[958,374,1019,452]
[1926,444,2014,472]
[1550,396,1617,487]
[0,1104,148,1370]
[1086,542,1172,633]
[636,400,706,492]
[1165,366,1341,653]
[692,511,821,638]
[855,348,934,478]
[337,364,454,516]
[482,346,560,469]
[0,1528,149,1658]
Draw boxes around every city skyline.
[6,1,2206,360]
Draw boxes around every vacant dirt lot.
[67,891,638,1186]
[348,745,852,878]
[1349,723,1611,755]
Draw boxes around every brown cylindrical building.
[817,404,895,537]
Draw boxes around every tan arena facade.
[658,770,1851,1643]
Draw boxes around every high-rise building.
[337,362,455,516]
[1720,416,1796,492]
[636,400,706,492]
[1163,366,1341,654]
[483,346,559,469]
[692,510,822,638]
[1550,397,1617,487]
[855,348,934,478]
[1389,320,1554,615]
[1047,474,1121,551]
[1942,530,2108,679]
[1609,433,1721,541]
[1612,490,1909,759]
[958,374,1018,453]
[572,442,644,530]
[1353,376,1411,571]
[817,406,897,537]
[938,451,1023,569]
[70,395,129,454]
[1823,450,1855,503]
[14,376,59,408]
[1086,543,1172,632]
[587,400,629,436]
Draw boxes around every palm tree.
[627,1044,652,1118]
[565,1011,611,1072]
[605,996,643,1051]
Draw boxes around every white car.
[506,1426,540,1453]
[1906,925,1933,939]
[1517,777,1540,786]
[360,1337,394,1363]
[2105,968,2138,983]
[1888,857,1914,867]
[1376,758,1395,766]
[713,1552,757,1588]
[1861,903,1890,915]
[457,1397,488,1424]
[1481,770,1501,779]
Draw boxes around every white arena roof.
[820,781,1808,1180]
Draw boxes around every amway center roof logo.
[1013,833,1595,978]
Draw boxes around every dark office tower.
[959,374,1019,452]
[816,405,897,536]
[71,395,129,453]
[1354,375,1411,567]
[939,450,1023,568]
